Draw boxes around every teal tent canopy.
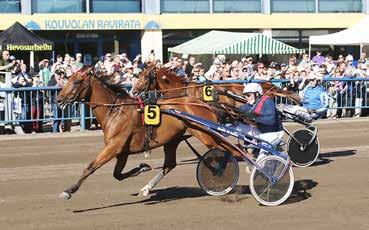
[168,30,304,55]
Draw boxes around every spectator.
[48,69,69,132]
[111,55,123,73]
[300,73,329,119]
[185,56,196,77]
[104,53,113,74]
[112,71,125,86]
[227,66,240,80]
[0,50,15,83]
[326,76,338,119]
[38,59,52,85]
[333,69,349,118]
[13,74,32,133]
[51,54,64,74]
[13,64,32,86]
[220,62,229,79]
[122,63,137,86]
[244,56,254,77]
[254,63,269,81]
[344,55,356,76]
[312,51,325,65]
[337,54,345,63]
[279,63,288,78]
[134,55,144,71]
[298,53,311,70]
[73,53,84,71]
[191,64,206,82]
[353,62,367,118]
[285,70,300,92]
[211,69,223,81]
[323,55,336,74]
[288,57,297,72]
[31,74,44,133]
[95,56,106,72]
[63,55,73,77]
[174,58,186,78]
[267,62,280,80]
[205,58,222,79]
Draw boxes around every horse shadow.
[73,179,317,213]
[232,179,318,206]
[311,149,357,167]
[73,186,208,213]
[282,179,318,205]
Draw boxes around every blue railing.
[0,86,95,132]
[1,77,368,132]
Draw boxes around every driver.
[237,83,284,161]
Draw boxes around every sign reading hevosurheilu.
[45,19,141,30]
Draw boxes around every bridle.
[141,68,157,93]
[63,70,94,107]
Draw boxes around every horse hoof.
[139,163,152,173]
[59,192,72,200]
[138,185,151,197]
[141,189,150,197]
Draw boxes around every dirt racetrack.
[1,118,369,230]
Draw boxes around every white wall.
[141,30,163,62]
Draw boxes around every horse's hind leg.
[113,154,152,181]
[59,140,124,200]
[139,139,180,196]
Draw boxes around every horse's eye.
[73,79,82,84]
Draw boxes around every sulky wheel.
[287,129,320,167]
[249,155,294,206]
[196,148,239,196]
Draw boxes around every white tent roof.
[168,30,304,55]
[309,16,369,45]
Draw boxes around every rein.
[151,83,243,94]
[85,100,216,111]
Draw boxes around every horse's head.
[131,64,158,96]
[57,67,94,109]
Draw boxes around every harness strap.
[254,95,269,116]
[137,96,145,125]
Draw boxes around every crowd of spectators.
[1,48,369,134]
[168,51,369,119]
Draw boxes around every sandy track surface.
[0,119,369,230]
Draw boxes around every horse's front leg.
[113,154,152,181]
[139,138,181,196]
[59,139,125,200]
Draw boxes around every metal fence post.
[80,103,86,131]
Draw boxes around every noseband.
[69,71,93,104]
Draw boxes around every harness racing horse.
[131,65,301,108]
[57,67,243,200]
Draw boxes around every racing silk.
[239,96,283,133]
[302,85,329,110]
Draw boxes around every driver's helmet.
[243,83,263,95]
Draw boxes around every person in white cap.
[300,72,329,119]
[236,83,284,161]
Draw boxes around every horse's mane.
[95,74,131,98]
[157,67,187,84]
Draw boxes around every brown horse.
[131,65,301,107]
[56,67,242,200]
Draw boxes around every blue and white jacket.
[301,85,329,110]
[239,96,283,133]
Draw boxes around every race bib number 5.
[144,105,160,125]
[202,85,214,102]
